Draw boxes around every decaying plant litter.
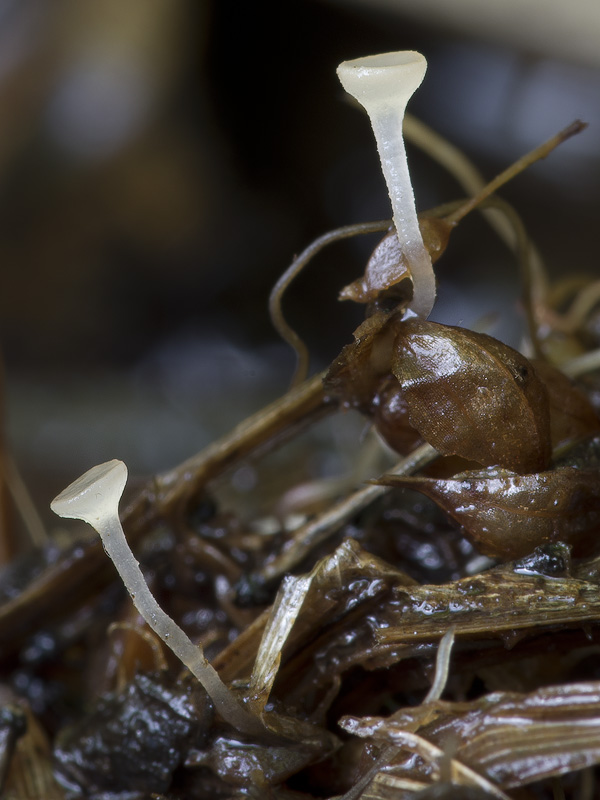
[1,50,600,799]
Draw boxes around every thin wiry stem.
[424,194,544,357]
[410,120,587,355]
[562,280,600,332]
[404,114,485,197]
[269,220,391,387]
[476,196,543,358]
[561,347,600,379]
[1,452,47,547]
[107,622,168,673]
[444,120,587,226]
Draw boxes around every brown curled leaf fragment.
[324,310,400,411]
[339,230,411,304]
[370,374,424,454]
[376,466,600,559]
[339,218,452,305]
[325,311,424,454]
[392,319,552,473]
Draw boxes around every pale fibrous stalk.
[337,51,435,317]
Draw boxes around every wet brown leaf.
[185,734,322,789]
[369,563,600,664]
[324,311,400,412]
[377,466,600,559]
[371,374,424,455]
[221,540,600,719]
[391,319,552,474]
[339,231,411,304]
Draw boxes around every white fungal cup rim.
[338,51,426,71]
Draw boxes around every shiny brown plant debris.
[1,53,600,800]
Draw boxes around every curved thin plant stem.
[424,195,544,356]
[1,452,47,547]
[561,347,600,379]
[563,279,600,332]
[269,220,391,387]
[107,621,169,673]
[545,276,591,311]
[404,115,548,299]
[410,119,587,350]
[404,114,485,197]
[475,196,543,357]
[444,120,586,227]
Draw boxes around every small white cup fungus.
[337,51,435,317]
[51,459,267,737]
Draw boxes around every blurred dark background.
[0,0,598,533]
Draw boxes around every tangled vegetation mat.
[1,51,600,799]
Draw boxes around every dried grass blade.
[454,683,600,788]
[345,681,600,791]
[247,573,311,713]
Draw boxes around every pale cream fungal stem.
[51,459,268,738]
[423,626,456,704]
[337,51,435,317]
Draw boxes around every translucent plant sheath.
[337,51,435,317]
[51,459,268,738]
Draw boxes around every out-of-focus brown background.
[1,0,598,533]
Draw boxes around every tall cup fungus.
[51,460,268,737]
[337,51,435,317]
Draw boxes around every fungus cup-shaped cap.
[51,459,128,525]
[337,51,426,113]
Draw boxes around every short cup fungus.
[51,459,267,737]
[337,51,435,317]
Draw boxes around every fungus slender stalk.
[423,626,456,704]
[337,52,435,317]
[51,459,268,738]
